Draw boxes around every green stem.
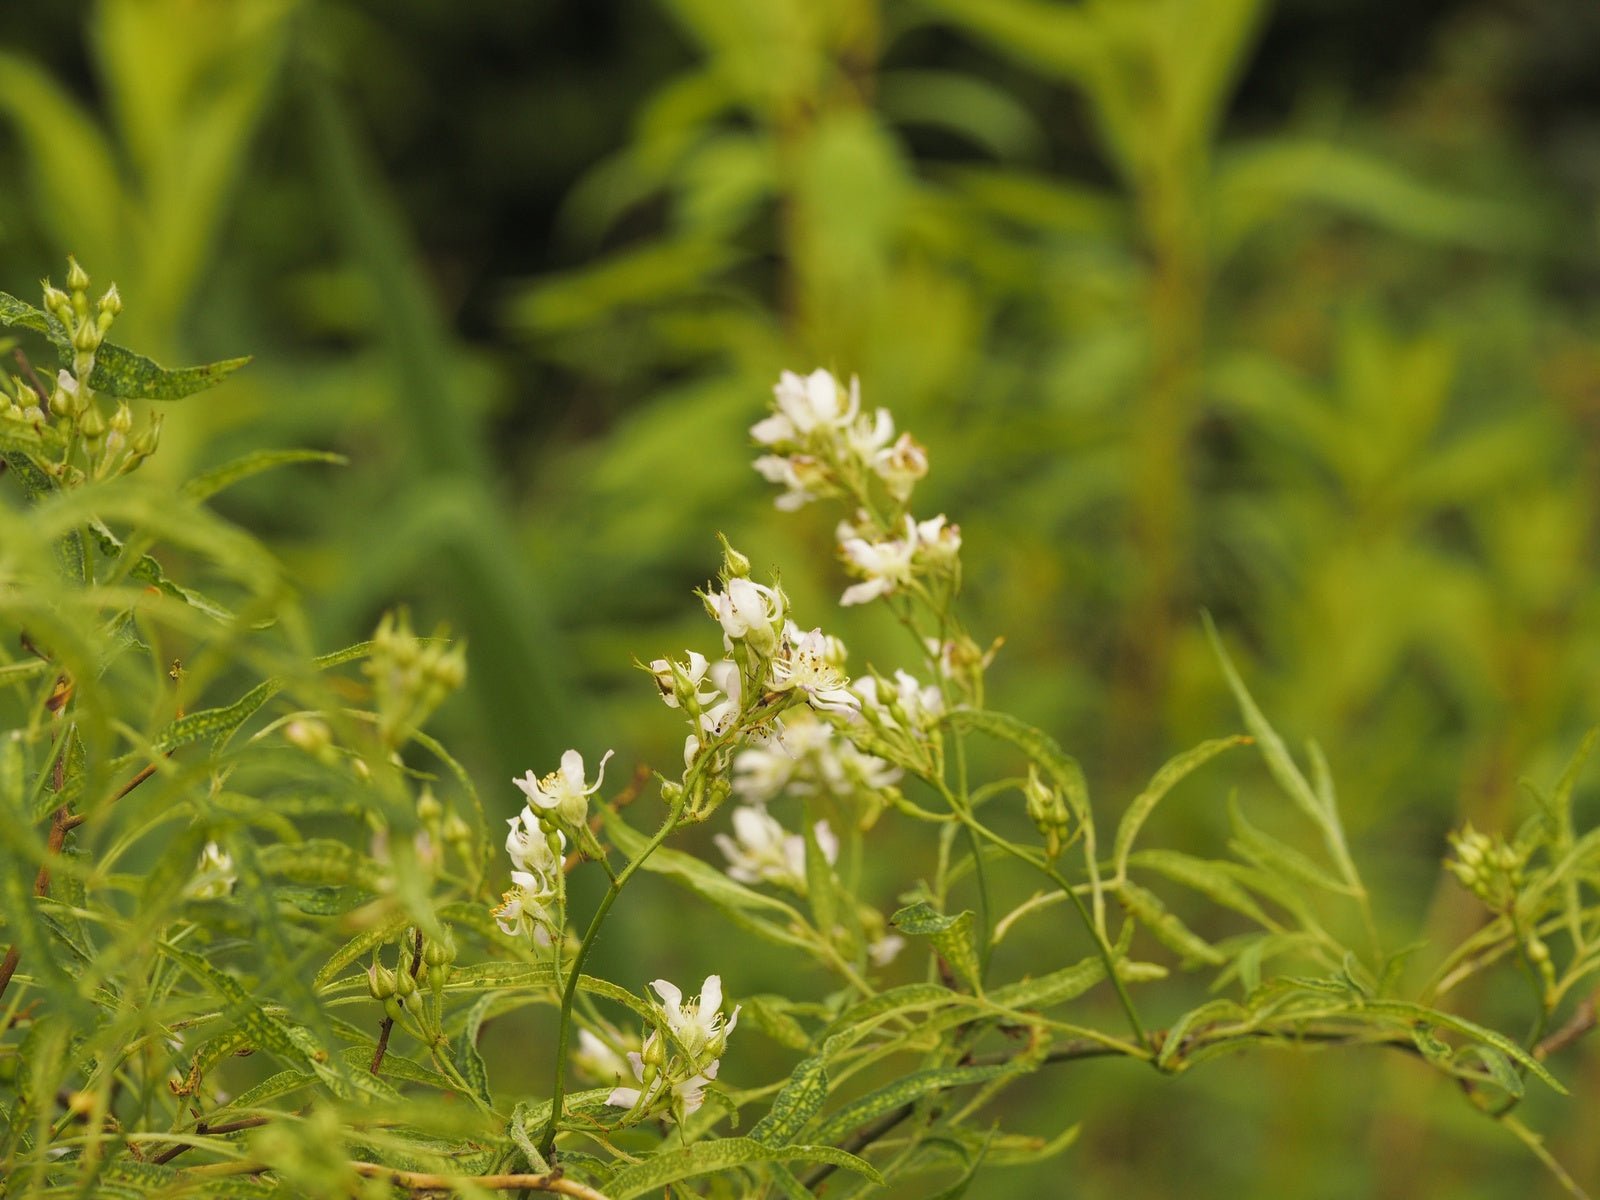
[940,788,1148,1049]
[538,801,682,1158]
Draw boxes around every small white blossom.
[491,869,558,939]
[869,934,907,966]
[709,577,784,654]
[715,806,837,890]
[768,627,860,715]
[872,432,929,500]
[752,369,859,446]
[607,1053,720,1117]
[505,812,565,880]
[838,523,918,607]
[513,748,614,826]
[185,841,236,899]
[731,710,901,804]
[575,1029,633,1084]
[853,669,944,732]
[647,650,713,709]
[652,975,740,1060]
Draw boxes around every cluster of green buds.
[1445,823,1528,912]
[366,926,457,1029]
[364,610,467,747]
[1024,764,1074,860]
[2,260,164,483]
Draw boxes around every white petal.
[651,978,684,1013]
[607,1086,641,1108]
[700,975,723,1015]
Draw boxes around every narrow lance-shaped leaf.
[892,901,982,992]
[605,1137,882,1200]
[1113,735,1249,879]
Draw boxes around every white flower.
[731,710,900,804]
[513,748,614,826]
[869,934,907,966]
[492,870,557,939]
[753,369,860,446]
[714,806,837,890]
[753,453,830,511]
[575,1029,633,1084]
[768,628,860,715]
[838,523,918,607]
[853,669,944,732]
[912,514,962,564]
[709,577,784,654]
[652,975,740,1060]
[647,650,713,709]
[846,407,896,461]
[607,1052,720,1117]
[872,432,928,500]
[505,812,565,879]
[185,841,236,899]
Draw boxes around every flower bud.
[97,283,122,317]
[718,533,751,579]
[367,963,398,1000]
[416,788,443,826]
[109,402,133,435]
[41,282,70,321]
[130,413,163,459]
[79,403,106,444]
[394,964,417,997]
[65,257,90,294]
[72,319,101,354]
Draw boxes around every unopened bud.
[109,402,132,435]
[416,788,443,826]
[367,963,398,1000]
[65,257,90,293]
[130,413,163,459]
[718,533,751,579]
[97,283,122,317]
[41,282,70,321]
[72,319,100,354]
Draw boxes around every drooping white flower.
[753,453,830,511]
[846,407,896,462]
[505,812,565,879]
[853,669,944,733]
[513,748,614,826]
[185,841,236,900]
[714,806,837,890]
[606,1052,721,1117]
[731,710,901,805]
[768,627,860,715]
[647,650,714,709]
[491,869,558,939]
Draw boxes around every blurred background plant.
[4,0,1600,1195]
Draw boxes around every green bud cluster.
[364,610,468,747]
[1024,764,1073,860]
[4,262,164,483]
[1445,824,1527,911]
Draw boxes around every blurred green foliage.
[4,0,1600,1194]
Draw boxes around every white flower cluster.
[751,369,928,511]
[605,975,739,1120]
[730,708,900,806]
[750,369,961,610]
[493,748,611,940]
[649,550,862,811]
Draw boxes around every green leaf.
[892,901,981,991]
[86,341,252,400]
[86,519,235,622]
[182,449,347,503]
[1113,736,1249,877]
[1117,882,1226,965]
[0,290,51,335]
[824,983,976,1040]
[314,914,412,991]
[455,992,495,1105]
[987,956,1104,1010]
[1362,999,1566,1094]
[257,839,383,891]
[750,1051,828,1146]
[1229,797,1357,897]
[1157,998,1246,1071]
[1124,849,1276,929]
[606,1137,881,1200]
[810,1063,1021,1144]
[740,994,812,1049]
